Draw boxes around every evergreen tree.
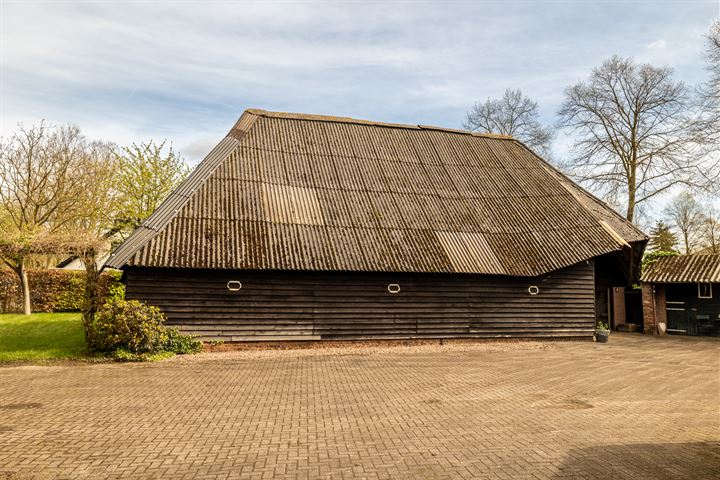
[648,221,679,252]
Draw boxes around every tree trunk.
[626,189,636,223]
[81,251,99,344]
[20,261,31,315]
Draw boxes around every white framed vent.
[387,283,401,294]
[227,281,242,291]
[698,283,712,299]
[528,285,540,295]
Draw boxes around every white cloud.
[0,0,715,166]
[645,39,667,50]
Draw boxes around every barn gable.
[106,109,646,276]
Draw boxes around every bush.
[111,348,175,362]
[87,298,202,360]
[89,298,168,354]
[106,282,126,303]
[165,328,203,354]
[641,250,679,272]
[53,272,86,311]
[0,273,19,314]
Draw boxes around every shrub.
[106,281,126,302]
[595,321,610,332]
[89,298,168,354]
[87,297,202,360]
[0,273,19,314]
[111,348,175,362]
[165,327,203,354]
[53,273,86,311]
[641,250,679,272]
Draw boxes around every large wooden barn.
[106,109,647,342]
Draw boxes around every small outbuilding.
[106,109,647,342]
[641,255,720,336]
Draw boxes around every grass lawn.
[0,312,86,362]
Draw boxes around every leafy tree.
[648,221,678,253]
[63,142,119,330]
[112,141,189,239]
[558,56,713,222]
[463,88,554,157]
[664,192,704,254]
[0,123,111,314]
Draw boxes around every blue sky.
[0,0,717,171]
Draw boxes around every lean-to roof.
[642,255,720,283]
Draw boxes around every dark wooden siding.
[664,283,720,336]
[124,261,596,341]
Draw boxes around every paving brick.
[0,334,718,479]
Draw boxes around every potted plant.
[595,321,610,343]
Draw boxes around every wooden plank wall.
[665,283,720,336]
[124,261,596,341]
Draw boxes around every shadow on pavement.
[552,441,720,479]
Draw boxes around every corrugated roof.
[641,255,720,283]
[106,109,646,276]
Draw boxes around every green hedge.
[0,269,122,313]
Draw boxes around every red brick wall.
[642,284,666,335]
[642,284,655,334]
[656,285,666,328]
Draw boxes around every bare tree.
[664,192,704,254]
[463,88,554,157]
[111,141,189,239]
[696,21,720,153]
[558,56,712,222]
[700,209,720,254]
[0,123,114,314]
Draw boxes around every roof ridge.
[245,109,514,140]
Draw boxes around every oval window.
[388,283,401,294]
[227,281,242,291]
[528,285,539,295]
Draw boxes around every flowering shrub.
[87,298,202,359]
[89,299,168,353]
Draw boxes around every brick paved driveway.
[1,334,718,479]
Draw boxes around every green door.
[666,302,689,334]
